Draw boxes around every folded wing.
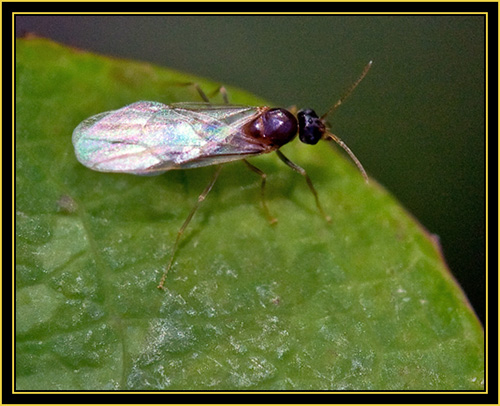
[73,101,267,175]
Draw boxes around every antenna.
[325,132,369,183]
[320,61,372,183]
[320,61,373,120]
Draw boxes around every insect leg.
[216,86,229,104]
[275,150,332,223]
[193,83,211,102]
[201,84,230,104]
[187,83,230,103]
[157,165,223,289]
[243,159,277,225]
[174,83,229,104]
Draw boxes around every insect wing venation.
[72,101,266,174]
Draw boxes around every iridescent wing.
[72,101,269,175]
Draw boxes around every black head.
[297,109,326,145]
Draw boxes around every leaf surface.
[16,38,484,390]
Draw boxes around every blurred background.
[15,15,485,324]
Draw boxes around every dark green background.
[15,14,485,324]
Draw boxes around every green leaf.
[16,37,483,390]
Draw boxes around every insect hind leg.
[275,150,332,223]
[176,82,229,104]
[157,165,223,289]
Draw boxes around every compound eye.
[297,109,325,145]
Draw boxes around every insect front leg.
[275,150,332,223]
[157,165,223,289]
[243,159,277,225]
